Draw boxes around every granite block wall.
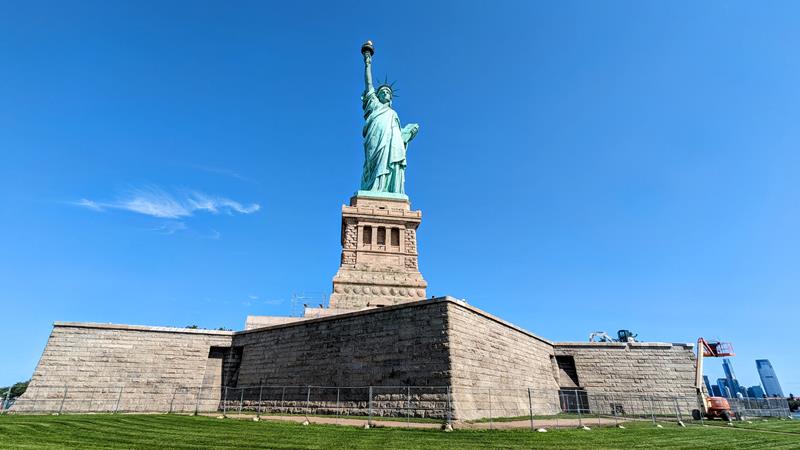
[12,299,700,420]
[12,323,233,413]
[230,300,452,417]
[234,300,451,387]
[445,302,561,419]
[554,342,698,416]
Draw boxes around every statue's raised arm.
[358,40,418,197]
[362,41,374,94]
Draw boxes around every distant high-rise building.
[703,375,714,395]
[711,384,722,397]
[717,378,731,397]
[756,359,784,397]
[722,359,742,398]
[747,385,765,398]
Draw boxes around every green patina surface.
[358,41,419,196]
[355,190,409,201]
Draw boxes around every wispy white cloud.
[191,164,258,184]
[74,185,260,220]
[187,191,260,215]
[119,186,191,218]
[152,221,187,235]
[74,198,105,212]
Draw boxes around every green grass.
[226,411,443,424]
[1,414,799,449]
[705,418,800,434]
[466,412,687,423]
[467,412,581,423]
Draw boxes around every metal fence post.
[336,387,340,419]
[611,393,619,427]
[239,388,244,415]
[222,386,228,418]
[169,387,178,414]
[58,385,68,414]
[114,385,123,414]
[446,386,452,427]
[527,387,534,431]
[488,387,493,430]
[577,390,583,427]
[281,386,286,413]
[194,385,202,416]
[649,395,656,425]
[596,394,601,427]
[257,383,263,418]
[368,386,373,427]
[406,386,410,426]
[556,390,563,429]
[88,388,96,413]
[306,386,312,419]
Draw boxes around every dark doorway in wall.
[555,355,580,388]
[206,346,244,388]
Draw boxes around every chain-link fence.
[727,397,793,418]
[451,388,701,428]
[7,384,792,429]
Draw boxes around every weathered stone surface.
[234,300,451,388]
[330,195,427,309]
[12,323,233,413]
[554,342,696,395]
[554,342,698,416]
[244,315,307,330]
[13,299,698,420]
[445,302,561,419]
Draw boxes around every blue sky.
[1,1,798,394]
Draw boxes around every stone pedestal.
[329,194,427,309]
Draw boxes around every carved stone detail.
[341,251,356,266]
[343,218,358,250]
[404,228,417,254]
[331,195,427,310]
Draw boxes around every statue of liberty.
[359,41,419,195]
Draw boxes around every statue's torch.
[361,40,374,57]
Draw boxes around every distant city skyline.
[705,358,787,399]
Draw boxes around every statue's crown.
[377,76,398,97]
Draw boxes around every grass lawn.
[238,411,443,423]
[1,414,798,449]
[706,418,800,434]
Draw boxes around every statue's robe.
[360,89,406,193]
